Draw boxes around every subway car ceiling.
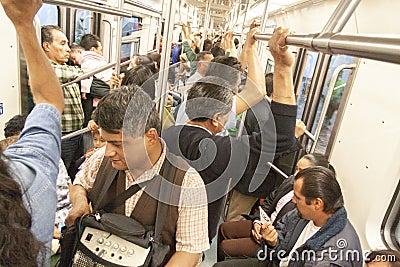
[0,0,399,256]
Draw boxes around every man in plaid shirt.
[41,25,85,178]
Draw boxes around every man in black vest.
[66,85,209,266]
[162,27,298,242]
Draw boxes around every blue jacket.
[4,104,61,265]
[263,207,363,267]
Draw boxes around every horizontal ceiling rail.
[124,0,162,15]
[43,0,132,17]
[254,32,400,65]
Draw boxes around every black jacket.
[162,101,297,241]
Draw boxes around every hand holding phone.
[259,207,271,225]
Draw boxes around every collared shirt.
[50,61,85,132]
[74,140,210,254]
[4,104,62,265]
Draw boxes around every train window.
[75,10,92,44]
[297,51,318,120]
[36,3,59,26]
[121,17,142,59]
[309,55,355,154]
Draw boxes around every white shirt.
[279,220,321,267]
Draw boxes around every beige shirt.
[74,139,210,254]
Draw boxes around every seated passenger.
[214,166,363,267]
[217,153,334,261]
[0,0,65,264]
[66,86,209,265]
[162,27,297,242]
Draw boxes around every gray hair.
[186,76,234,122]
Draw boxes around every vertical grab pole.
[257,0,269,57]
[301,0,361,148]
[157,0,177,122]
[310,64,355,153]
[114,0,125,76]
[237,1,250,56]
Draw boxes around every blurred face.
[101,130,128,170]
[91,41,103,55]
[123,134,152,171]
[197,54,214,76]
[69,49,82,65]
[93,131,106,149]
[292,178,315,220]
[44,29,71,64]
[294,157,313,175]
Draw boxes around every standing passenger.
[162,27,298,242]
[0,0,65,265]
[41,25,85,178]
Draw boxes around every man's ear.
[90,47,96,52]
[313,198,324,211]
[211,113,221,127]
[42,41,51,52]
[145,128,159,144]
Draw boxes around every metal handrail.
[254,32,400,66]
[124,0,162,15]
[310,63,356,153]
[267,162,289,179]
[43,0,132,17]
[62,127,91,141]
[61,60,131,88]
[319,0,361,34]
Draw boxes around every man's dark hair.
[92,85,161,136]
[4,115,27,138]
[80,34,101,51]
[196,51,212,62]
[186,76,233,122]
[210,46,225,57]
[70,43,83,51]
[203,39,213,51]
[133,55,156,73]
[41,25,63,45]
[121,65,156,99]
[205,56,242,89]
[147,52,161,72]
[295,166,344,213]
[234,38,239,48]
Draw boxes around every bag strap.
[92,157,118,211]
[154,154,186,242]
[103,179,151,212]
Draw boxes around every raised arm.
[268,27,295,105]
[1,0,64,114]
[236,27,266,115]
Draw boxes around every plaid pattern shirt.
[50,61,85,132]
[74,140,210,254]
